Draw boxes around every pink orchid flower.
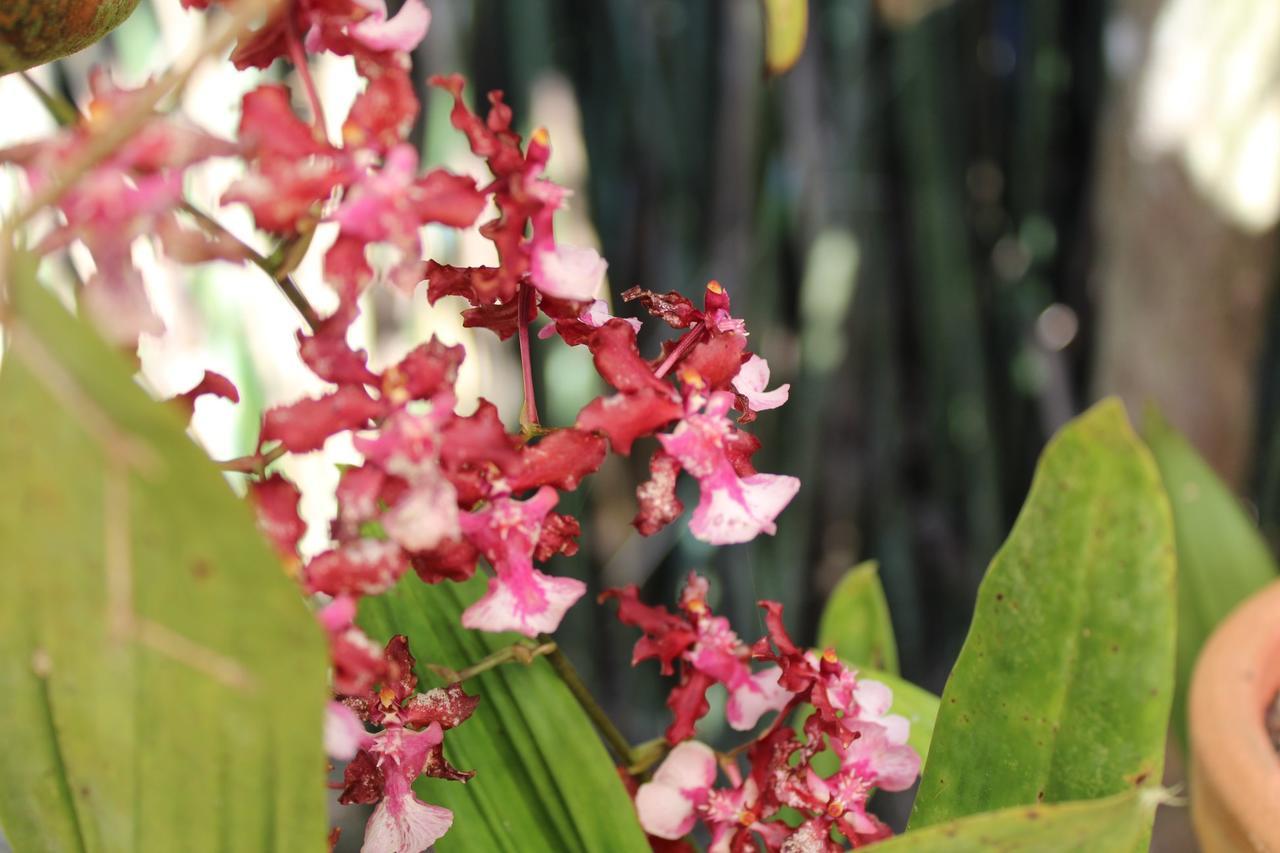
[459,486,587,636]
[634,740,717,839]
[362,723,453,853]
[325,701,373,761]
[732,354,790,412]
[347,0,431,53]
[530,243,609,302]
[658,391,800,544]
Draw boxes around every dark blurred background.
[404,0,1280,738]
[427,0,1280,750]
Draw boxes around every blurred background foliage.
[7,1,1280,842]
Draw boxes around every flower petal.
[725,667,792,731]
[460,567,586,637]
[325,701,372,760]
[687,472,800,545]
[652,740,718,790]
[361,793,453,853]
[530,244,607,301]
[351,0,431,53]
[382,479,460,552]
[732,354,790,411]
[635,780,698,840]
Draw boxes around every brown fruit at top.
[1,0,141,74]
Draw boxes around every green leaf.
[1143,407,1277,750]
[0,255,329,850]
[817,561,899,674]
[909,399,1176,842]
[880,789,1159,852]
[762,0,808,75]
[358,574,650,853]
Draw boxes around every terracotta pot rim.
[1189,578,1280,851]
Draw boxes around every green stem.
[626,737,669,776]
[19,72,77,126]
[540,637,635,765]
[426,639,557,683]
[218,443,286,476]
[180,203,321,332]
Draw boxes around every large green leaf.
[1144,408,1278,749]
[881,789,1158,852]
[358,574,649,853]
[818,561,899,674]
[0,257,329,851]
[909,400,1176,838]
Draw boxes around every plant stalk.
[539,637,634,766]
[653,321,706,380]
[517,281,540,428]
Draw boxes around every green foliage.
[0,254,329,851]
[881,789,1158,852]
[359,574,649,853]
[909,400,1175,844]
[1143,407,1278,749]
[818,561,899,674]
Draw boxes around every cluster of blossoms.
[608,574,921,852]
[0,0,922,849]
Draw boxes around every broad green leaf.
[880,789,1158,852]
[910,399,1175,842]
[1144,408,1278,750]
[762,0,807,75]
[818,561,900,674]
[359,574,649,853]
[0,258,329,852]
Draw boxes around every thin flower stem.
[517,281,540,429]
[18,72,78,127]
[286,14,329,139]
[653,321,706,380]
[539,637,635,765]
[180,203,322,332]
[218,443,287,475]
[625,737,669,776]
[426,639,557,683]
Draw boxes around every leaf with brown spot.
[0,249,329,851]
[872,789,1158,853]
[910,401,1175,853]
